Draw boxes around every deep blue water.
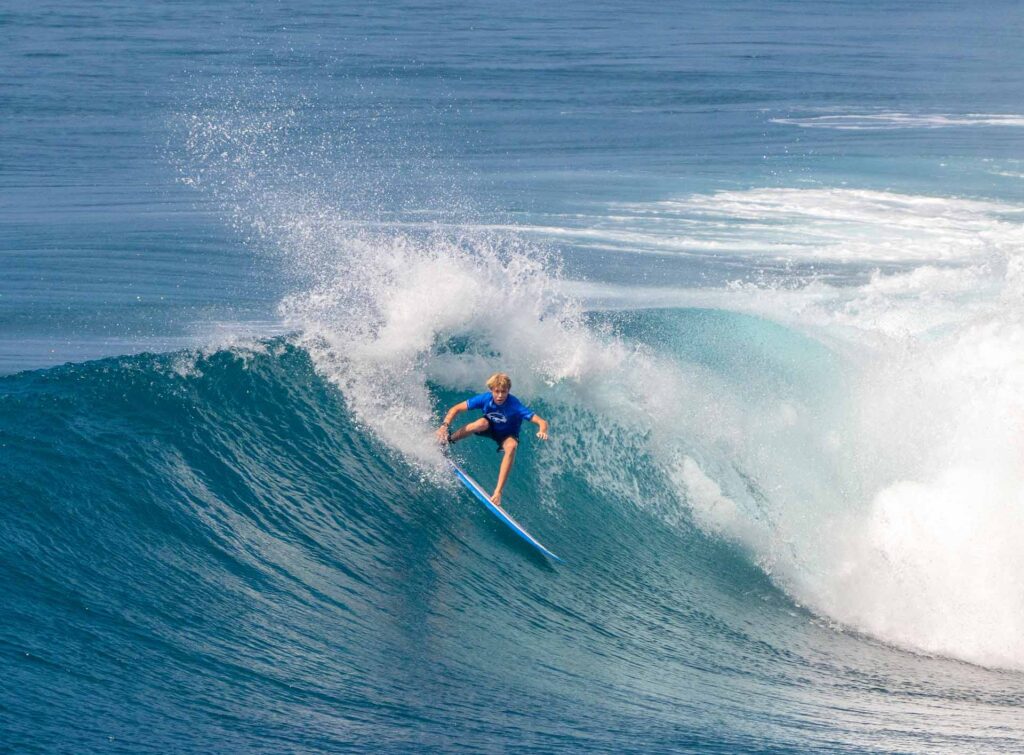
[4,1,1024,752]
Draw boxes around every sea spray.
[794,307,1024,670]
[182,101,1024,671]
[559,187,1024,670]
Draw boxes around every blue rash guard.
[466,392,535,442]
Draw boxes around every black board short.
[475,425,519,450]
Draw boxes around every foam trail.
[771,111,1024,130]
[604,189,1024,263]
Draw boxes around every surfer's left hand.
[536,430,548,441]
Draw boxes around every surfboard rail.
[449,460,563,563]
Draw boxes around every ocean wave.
[172,107,1024,679]
[4,302,1024,751]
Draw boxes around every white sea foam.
[588,188,1024,263]
[564,187,1024,670]
[771,112,1024,130]
[651,297,1024,670]
[305,190,1024,264]
[787,309,1024,669]
[566,264,1001,349]
[271,218,743,498]
[177,105,741,480]
[276,227,588,466]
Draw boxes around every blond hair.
[486,372,511,391]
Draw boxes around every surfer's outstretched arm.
[436,401,469,443]
[529,414,549,441]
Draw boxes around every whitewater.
[4,0,1024,752]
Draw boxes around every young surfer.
[436,372,549,506]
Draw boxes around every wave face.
[3,315,1024,751]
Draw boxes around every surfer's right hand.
[436,424,451,444]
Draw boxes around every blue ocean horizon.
[3,1,1024,751]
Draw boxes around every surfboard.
[449,460,563,563]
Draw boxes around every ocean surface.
[3,0,1024,751]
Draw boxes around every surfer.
[436,372,549,506]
